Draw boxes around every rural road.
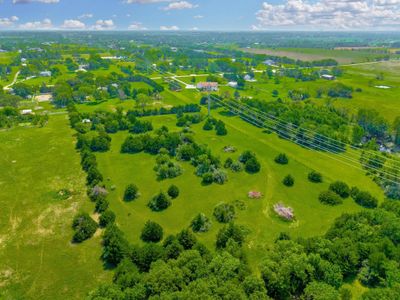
[3,70,20,90]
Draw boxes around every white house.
[40,71,52,77]
[197,82,218,91]
[228,81,238,88]
[321,74,335,80]
[21,109,33,115]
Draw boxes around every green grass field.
[94,111,383,272]
[0,115,111,300]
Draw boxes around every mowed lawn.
[0,115,111,300]
[96,112,383,270]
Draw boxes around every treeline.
[0,106,48,129]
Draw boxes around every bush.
[124,184,139,201]
[275,153,288,165]
[148,192,171,211]
[202,172,214,185]
[239,150,256,164]
[213,203,236,223]
[72,213,98,243]
[95,197,109,213]
[224,157,233,169]
[245,157,261,173]
[215,120,227,136]
[230,161,244,172]
[176,229,197,250]
[99,210,116,227]
[203,118,214,131]
[213,168,228,184]
[308,171,323,183]
[319,190,343,206]
[140,220,163,243]
[167,185,179,199]
[216,223,246,249]
[283,175,295,187]
[329,181,350,198]
[191,213,212,233]
[90,135,111,152]
[353,191,378,208]
[121,135,144,153]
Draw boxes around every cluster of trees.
[0,106,48,129]
[203,118,228,136]
[239,150,261,173]
[126,104,200,118]
[154,152,183,180]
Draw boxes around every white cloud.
[62,19,86,29]
[128,22,147,30]
[253,0,400,30]
[91,19,115,30]
[78,13,93,19]
[0,16,19,27]
[162,1,198,10]
[193,15,203,19]
[13,0,59,3]
[160,25,179,30]
[19,18,53,30]
[125,0,172,3]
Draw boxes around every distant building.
[321,74,335,80]
[21,109,33,115]
[244,74,256,82]
[40,71,52,77]
[171,47,178,52]
[197,82,218,91]
[82,119,91,124]
[228,81,238,88]
[263,59,276,66]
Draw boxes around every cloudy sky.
[0,0,399,31]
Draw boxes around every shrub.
[245,157,261,173]
[308,171,323,183]
[176,229,197,250]
[148,192,171,212]
[95,197,109,213]
[191,213,212,233]
[275,153,288,165]
[72,213,98,243]
[283,175,295,187]
[319,190,343,206]
[353,191,378,208]
[140,220,163,243]
[239,150,256,164]
[230,161,244,172]
[216,223,246,249]
[121,135,144,153]
[212,168,228,184]
[203,118,214,131]
[167,185,179,199]
[202,172,213,185]
[224,157,233,169]
[213,203,236,223]
[329,181,350,198]
[90,135,111,152]
[215,120,227,136]
[99,210,116,227]
[124,184,139,201]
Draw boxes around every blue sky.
[0,0,400,31]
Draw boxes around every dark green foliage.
[303,282,339,300]
[245,157,261,173]
[99,210,116,228]
[148,192,171,211]
[167,185,179,199]
[203,118,214,131]
[239,150,256,164]
[353,191,378,208]
[275,153,289,164]
[216,223,246,249]
[224,157,233,168]
[123,184,139,201]
[230,161,244,172]
[72,213,97,243]
[141,220,164,243]
[95,197,109,213]
[132,243,164,272]
[102,224,130,266]
[215,120,228,136]
[130,120,153,134]
[214,203,236,223]
[120,135,144,153]
[202,172,213,185]
[319,190,343,205]
[191,213,212,233]
[308,171,323,183]
[329,181,350,198]
[90,134,111,152]
[283,174,295,187]
[176,229,197,250]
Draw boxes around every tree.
[308,171,323,183]
[72,212,98,243]
[141,220,163,243]
[102,224,130,266]
[124,184,139,201]
[203,118,214,131]
[95,197,109,213]
[275,153,289,165]
[213,203,236,223]
[283,175,295,187]
[99,210,116,228]
[148,192,171,211]
[353,191,378,208]
[216,223,246,249]
[215,120,227,136]
[167,185,179,199]
[303,282,339,300]
[176,228,197,250]
[245,157,261,173]
[191,213,212,233]
[329,181,350,198]
[319,190,343,205]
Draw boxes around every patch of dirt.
[0,267,17,288]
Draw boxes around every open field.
[0,115,111,300]
[241,47,397,64]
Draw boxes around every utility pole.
[207,90,211,118]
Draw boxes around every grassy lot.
[0,114,111,300]
[95,112,383,274]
